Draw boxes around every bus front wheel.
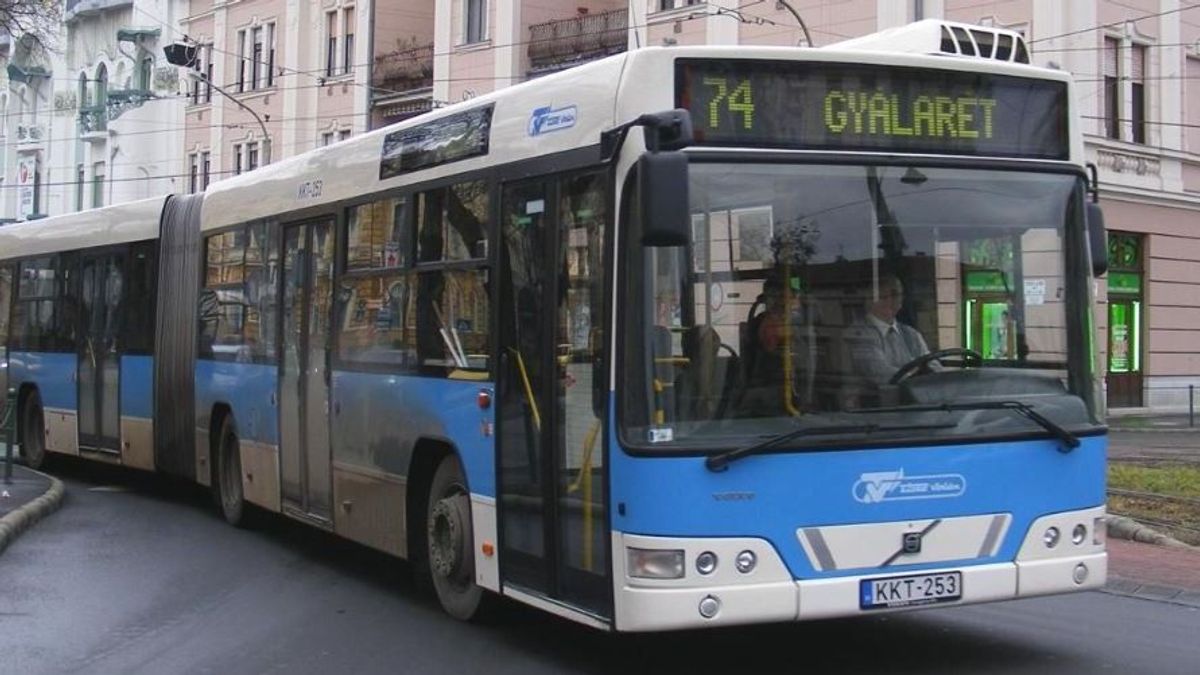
[213,415,245,527]
[20,393,47,470]
[425,455,487,621]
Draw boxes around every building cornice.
[1100,182,1200,212]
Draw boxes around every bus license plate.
[860,571,962,610]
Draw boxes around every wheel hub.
[429,493,470,580]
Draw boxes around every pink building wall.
[944,0,1032,28]
[375,1,436,52]
[447,0,500,102]
[737,0,881,48]
[1102,198,1200,380]
[647,4,711,47]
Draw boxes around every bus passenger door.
[77,251,124,453]
[497,174,611,618]
[279,220,335,523]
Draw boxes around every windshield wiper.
[855,401,1080,452]
[705,422,955,472]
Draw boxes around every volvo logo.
[902,531,923,554]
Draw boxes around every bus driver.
[847,274,936,385]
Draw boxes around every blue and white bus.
[0,19,1110,631]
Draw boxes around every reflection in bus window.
[347,197,410,270]
[416,180,488,263]
[337,272,416,367]
[623,163,1092,448]
[415,269,489,374]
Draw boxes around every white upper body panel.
[0,197,168,262]
[201,45,1081,232]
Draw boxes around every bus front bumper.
[613,514,1108,632]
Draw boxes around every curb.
[1103,576,1200,609]
[1108,427,1198,434]
[1106,514,1198,550]
[0,468,66,556]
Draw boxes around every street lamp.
[163,41,271,164]
[775,1,814,47]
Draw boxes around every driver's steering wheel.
[888,347,984,385]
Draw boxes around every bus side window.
[201,229,250,362]
[415,269,490,375]
[416,180,488,263]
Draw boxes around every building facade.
[0,0,187,221]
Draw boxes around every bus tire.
[425,454,487,621]
[213,415,245,527]
[20,393,47,470]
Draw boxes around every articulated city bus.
[0,20,1110,631]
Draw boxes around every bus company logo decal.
[852,469,967,504]
[528,105,577,136]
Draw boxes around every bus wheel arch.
[209,404,245,527]
[408,438,488,621]
[16,385,46,470]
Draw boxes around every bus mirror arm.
[600,109,694,162]
[1083,162,1108,278]
[1085,202,1108,278]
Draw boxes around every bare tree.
[1,0,61,54]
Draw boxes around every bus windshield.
[621,162,1100,450]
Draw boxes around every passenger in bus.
[844,274,936,386]
[740,276,813,416]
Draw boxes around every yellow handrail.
[567,419,602,572]
[781,266,801,417]
[508,347,541,431]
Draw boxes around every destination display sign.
[676,60,1068,160]
[380,105,494,179]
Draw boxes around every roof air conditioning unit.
[829,19,1030,64]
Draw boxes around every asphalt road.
[1,459,1198,675]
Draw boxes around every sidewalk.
[0,460,65,555]
[1106,538,1200,608]
[1106,410,1199,460]
[1107,412,1197,432]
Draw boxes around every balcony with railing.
[78,87,157,137]
[79,105,107,135]
[371,43,434,126]
[16,122,46,146]
[527,8,628,76]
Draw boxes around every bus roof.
[192,44,1074,232]
[0,196,167,262]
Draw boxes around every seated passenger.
[845,274,935,385]
[741,277,813,415]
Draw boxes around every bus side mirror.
[639,152,690,247]
[1085,202,1108,278]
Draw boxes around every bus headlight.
[1043,526,1060,548]
[735,550,757,574]
[1072,524,1087,545]
[1094,517,1107,546]
[695,551,718,575]
[628,548,685,579]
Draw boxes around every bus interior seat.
[676,324,743,421]
[738,292,768,383]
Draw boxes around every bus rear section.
[0,198,180,474]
